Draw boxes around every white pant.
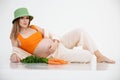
[48,28,98,63]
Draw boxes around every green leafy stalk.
[20,56,48,63]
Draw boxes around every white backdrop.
[0,0,120,63]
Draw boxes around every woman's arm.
[10,39,20,63]
[10,39,31,63]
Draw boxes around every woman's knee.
[73,28,85,33]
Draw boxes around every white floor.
[0,60,120,80]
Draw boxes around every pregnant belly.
[33,38,54,57]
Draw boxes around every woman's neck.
[21,27,28,31]
[20,27,29,34]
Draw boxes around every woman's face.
[19,16,30,28]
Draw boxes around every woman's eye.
[20,17,30,19]
[20,17,24,19]
[26,17,30,19]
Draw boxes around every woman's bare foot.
[94,50,115,64]
[97,55,115,64]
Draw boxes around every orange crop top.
[17,25,43,54]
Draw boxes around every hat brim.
[12,15,33,24]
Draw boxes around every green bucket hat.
[12,7,33,23]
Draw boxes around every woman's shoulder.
[30,25,40,31]
[30,24,43,33]
[30,25,37,29]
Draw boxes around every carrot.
[48,58,68,65]
[48,60,61,65]
[59,60,68,64]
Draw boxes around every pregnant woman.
[10,7,115,63]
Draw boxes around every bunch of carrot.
[20,56,68,65]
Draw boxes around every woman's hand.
[48,39,59,54]
[10,53,20,63]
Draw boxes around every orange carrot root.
[48,58,68,65]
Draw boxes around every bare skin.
[82,43,115,63]
[33,38,58,58]
[94,50,115,64]
[10,53,20,63]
